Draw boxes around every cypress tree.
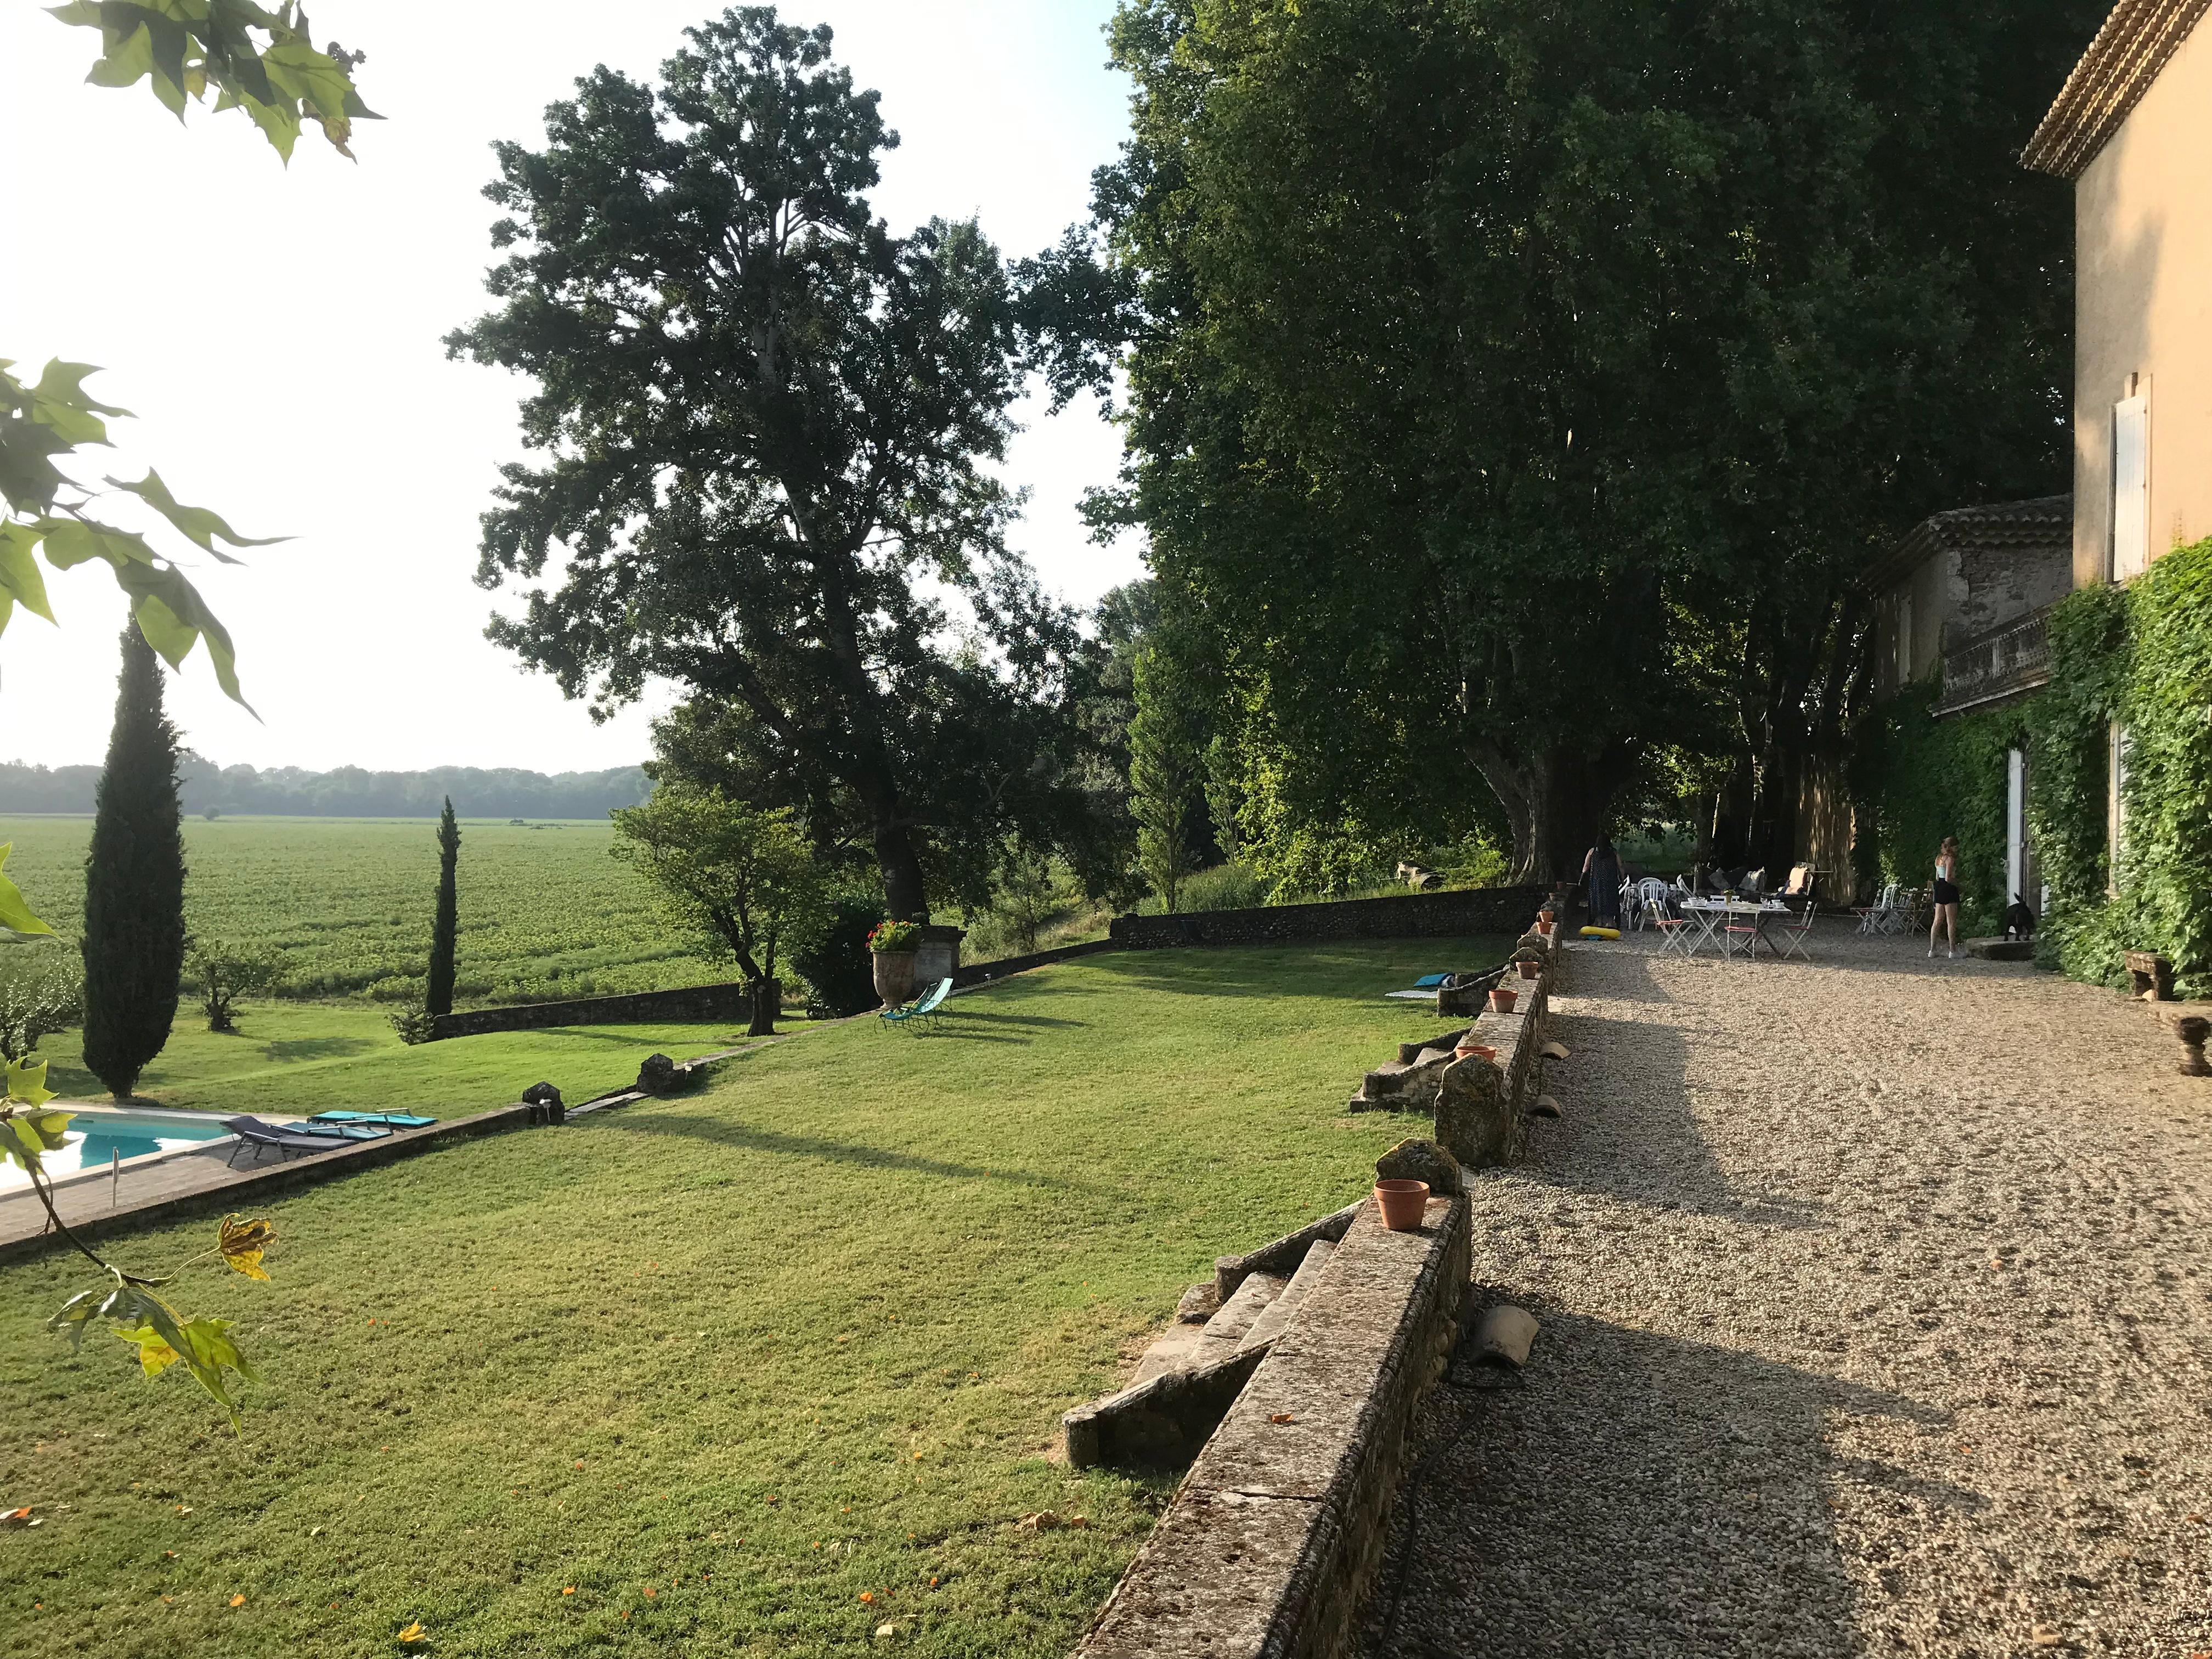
[426,797,460,1017]
[81,626,188,1100]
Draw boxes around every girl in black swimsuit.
[1929,836,1961,958]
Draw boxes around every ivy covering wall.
[1852,681,2024,934]
[2030,539,2212,994]
[1850,539,2211,992]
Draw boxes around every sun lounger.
[1412,973,1451,989]
[308,1111,437,1128]
[281,1121,392,1142]
[222,1115,358,1165]
[881,977,953,1029]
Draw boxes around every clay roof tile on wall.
[1859,495,2073,595]
[2022,0,2212,178]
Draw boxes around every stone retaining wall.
[1072,1192,1473,1659]
[1109,886,1547,950]
[428,981,753,1041]
[952,938,1121,988]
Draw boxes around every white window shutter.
[2112,396,2148,580]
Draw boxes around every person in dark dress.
[1929,836,1961,958]
[1583,835,1623,927]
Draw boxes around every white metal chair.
[1767,904,1817,961]
[1854,882,1900,935]
[1633,878,1672,931]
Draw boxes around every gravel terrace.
[1353,922,2211,1658]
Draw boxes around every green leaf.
[115,1322,183,1378]
[47,1288,108,1352]
[36,517,159,571]
[83,18,156,92]
[111,559,254,711]
[46,2,106,26]
[1,1103,72,1172]
[0,523,57,626]
[105,469,286,559]
[0,844,58,939]
[27,359,129,446]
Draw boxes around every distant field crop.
[0,816,725,1005]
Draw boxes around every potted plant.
[1488,985,1519,1014]
[1373,1179,1430,1232]
[867,919,922,1007]
[1454,1040,1497,1062]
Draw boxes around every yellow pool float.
[1578,926,1620,940]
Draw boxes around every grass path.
[0,939,1497,1658]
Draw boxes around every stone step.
[1234,1238,1334,1357]
[1130,1269,1288,1385]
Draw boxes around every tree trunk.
[747,977,779,1037]
[1468,738,1620,888]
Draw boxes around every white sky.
[1,1,1139,773]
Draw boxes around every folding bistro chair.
[1767,902,1817,961]
[1649,889,1696,956]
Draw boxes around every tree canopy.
[1037,0,2097,882]
[450,7,1091,920]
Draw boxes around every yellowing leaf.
[116,1323,183,1378]
[218,1214,275,1280]
[229,1593,246,1607]
[397,1620,428,1643]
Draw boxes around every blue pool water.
[0,1111,232,1190]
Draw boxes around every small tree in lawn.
[1128,642,1209,914]
[426,798,461,1017]
[188,940,279,1034]
[81,628,188,1100]
[610,787,825,1036]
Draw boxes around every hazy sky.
[2,1,1139,774]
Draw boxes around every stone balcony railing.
[1933,605,2055,718]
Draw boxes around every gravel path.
[1353,923,2211,1658]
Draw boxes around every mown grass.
[0,816,721,1005]
[30,1001,758,1119]
[0,939,1496,1658]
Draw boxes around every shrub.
[0,951,84,1062]
[388,1003,438,1045]
[793,900,882,1017]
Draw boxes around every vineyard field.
[0,816,724,1006]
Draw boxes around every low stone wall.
[428,981,752,1041]
[1072,1192,1472,1658]
[952,937,1121,989]
[1109,886,1547,950]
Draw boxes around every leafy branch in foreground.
[48,0,380,161]
[1,358,281,707]
[1,1056,273,1429]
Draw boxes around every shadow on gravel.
[1352,1305,1945,1658]
[1522,1007,1820,1229]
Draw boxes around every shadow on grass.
[608,1111,1102,1194]
[260,1036,379,1063]
[1092,939,1520,1003]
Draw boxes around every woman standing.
[1929,836,1961,958]
[1584,834,1623,928]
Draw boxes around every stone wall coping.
[1072,1192,1473,1658]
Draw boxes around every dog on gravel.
[2004,893,2038,941]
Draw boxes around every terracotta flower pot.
[1518,959,1541,980]
[1454,1042,1497,1063]
[871,949,917,1008]
[1374,1178,1430,1232]
[1488,986,1519,1014]
[1537,909,1556,924]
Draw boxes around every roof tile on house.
[1859,495,2073,595]
[2022,0,2211,178]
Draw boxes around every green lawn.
[32,1000,757,1120]
[0,940,1493,1658]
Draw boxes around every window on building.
[2112,394,2148,581]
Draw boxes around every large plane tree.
[449,8,1080,919]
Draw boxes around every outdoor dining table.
[1678,896,1792,956]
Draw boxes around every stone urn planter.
[871,950,917,1008]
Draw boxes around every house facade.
[2023,0,2211,585]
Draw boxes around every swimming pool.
[0,1109,234,1191]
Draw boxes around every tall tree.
[1127,640,1208,912]
[448,7,1085,921]
[1035,0,2096,882]
[81,628,188,1099]
[426,797,461,1018]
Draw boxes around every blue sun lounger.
[1412,974,1451,989]
[881,977,952,1030]
[309,1111,438,1129]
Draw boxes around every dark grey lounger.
[222,1115,356,1165]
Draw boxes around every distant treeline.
[0,757,652,820]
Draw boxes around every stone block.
[1373,1137,1463,1199]
[1063,1346,1267,1471]
[1216,1202,1362,1302]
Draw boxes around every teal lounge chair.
[310,1111,437,1129]
[1412,973,1451,989]
[881,977,953,1030]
